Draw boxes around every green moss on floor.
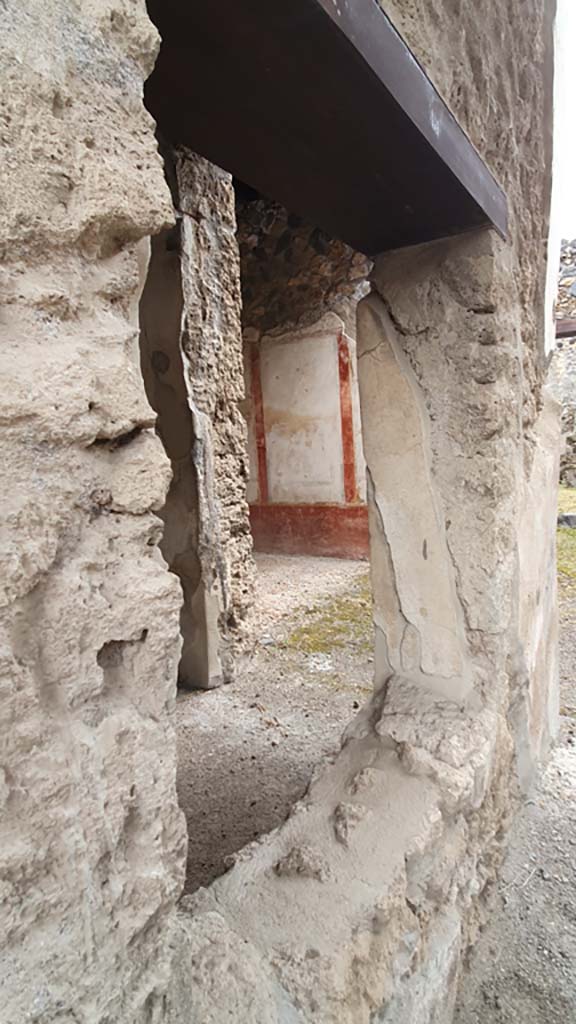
[558,486,576,602]
[557,527,576,581]
[285,570,373,656]
[558,484,576,515]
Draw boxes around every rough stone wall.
[155,232,558,1024]
[549,336,576,484]
[140,149,254,687]
[156,5,557,1020]
[555,238,576,320]
[366,229,558,782]
[0,2,556,1023]
[377,0,555,437]
[237,197,371,336]
[550,240,576,483]
[0,2,187,1020]
[177,152,254,639]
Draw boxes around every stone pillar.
[0,2,187,1020]
[357,294,471,700]
[176,149,255,679]
[140,149,254,688]
[357,228,559,775]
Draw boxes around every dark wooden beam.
[145,0,507,255]
[556,319,576,339]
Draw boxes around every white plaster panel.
[260,332,345,504]
[357,294,469,691]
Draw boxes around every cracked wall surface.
[140,149,254,687]
[156,232,557,1024]
[236,196,371,338]
[376,0,555,434]
[0,1,558,1022]
[0,2,187,1020]
[176,151,255,649]
[357,293,471,698]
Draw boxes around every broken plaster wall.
[236,197,371,337]
[0,2,187,1021]
[158,231,558,1024]
[0,2,557,1024]
[371,0,559,773]
[376,0,555,436]
[140,149,254,687]
[155,6,557,1024]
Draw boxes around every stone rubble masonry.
[156,231,557,1024]
[555,239,576,321]
[175,150,255,643]
[140,147,255,687]
[550,240,576,484]
[377,0,555,443]
[0,1,557,1023]
[236,195,372,337]
[549,335,576,485]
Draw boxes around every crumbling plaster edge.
[169,678,508,1020]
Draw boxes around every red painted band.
[249,502,369,560]
[250,344,269,504]
[337,333,358,504]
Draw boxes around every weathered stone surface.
[163,911,288,1024]
[157,224,557,1022]
[377,0,555,432]
[555,239,576,320]
[0,3,186,1020]
[0,2,557,1023]
[140,148,255,687]
[515,392,560,780]
[549,243,576,484]
[370,232,522,638]
[177,150,255,664]
[357,292,471,697]
[332,801,368,847]
[236,196,371,335]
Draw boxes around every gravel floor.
[176,553,372,893]
[454,581,576,1022]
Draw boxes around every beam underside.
[146,0,506,255]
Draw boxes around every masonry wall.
[549,336,576,485]
[376,0,554,430]
[140,149,254,687]
[0,2,186,1020]
[556,238,576,321]
[550,239,576,483]
[158,1,558,1020]
[0,2,557,1024]
[159,232,558,1024]
[175,153,254,639]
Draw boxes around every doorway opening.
[138,142,374,892]
[237,190,371,561]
